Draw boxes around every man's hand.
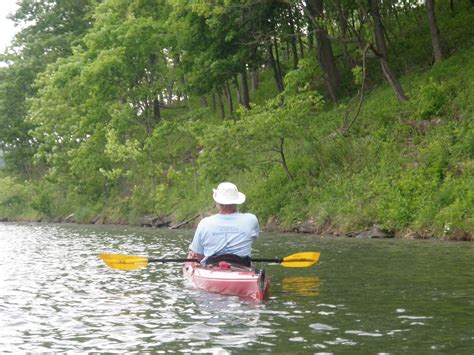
[187,250,204,262]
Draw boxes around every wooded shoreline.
[1,1,473,242]
[1,214,470,241]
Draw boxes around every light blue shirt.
[190,212,259,260]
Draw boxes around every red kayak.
[183,261,270,301]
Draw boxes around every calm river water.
[0,222,473,353]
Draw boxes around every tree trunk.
[389,1,404,34]
[285,39,291,62]
[153,98,161,123]
[250,70,259,91]
[380,56,409,102]
[369,0,388,58]
[168,79,174,104]
[200,96,208,108]
[288,8,299,69]
[173,55,182,103]
[295,9,305,58]
[368,0,409,101]
[20,158,32,180]
[403,0,423,29]
[182,74,189,105]
[336,0,355,68]
[217,91,225,119]
[224,82,233,114]
[234,75,242,106]
[425,0,443,63]
[278,138,293,181]
[211,92,216,113]
[273,38,283,85]
[267,42,284,93]
[298,35,305,59]
[240,70,250,109]
[307,21,315,50]
[305,0,341,101]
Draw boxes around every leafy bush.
[414,79,448,120]
[0,176,29,217]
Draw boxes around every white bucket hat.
[213,182,246,205]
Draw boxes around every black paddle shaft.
[147,257,282,264]
[148,258,199,263]
[251,258,282,264]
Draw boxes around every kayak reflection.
[281,276,320,297]
[180,290,275,349]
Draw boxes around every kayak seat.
[205,254,252,268]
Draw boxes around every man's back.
[191,212,259,259]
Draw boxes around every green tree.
[0,0,95,177]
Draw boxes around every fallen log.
[169,214,200,230]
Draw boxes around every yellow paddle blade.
[99,254,149,271]
[281,252,320,268]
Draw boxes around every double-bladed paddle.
[99,252,320,271]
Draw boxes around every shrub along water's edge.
[1,212,471,241]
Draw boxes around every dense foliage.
[0,0,473,239]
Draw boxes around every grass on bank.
[0,46,473,239]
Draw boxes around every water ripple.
[1,223,473,353]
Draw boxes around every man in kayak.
[187,182,259,267]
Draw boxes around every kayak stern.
[183,262,269,301]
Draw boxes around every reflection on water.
[1,223,473,353]
[281,276,320,297]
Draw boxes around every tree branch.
[342,44,370,135]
